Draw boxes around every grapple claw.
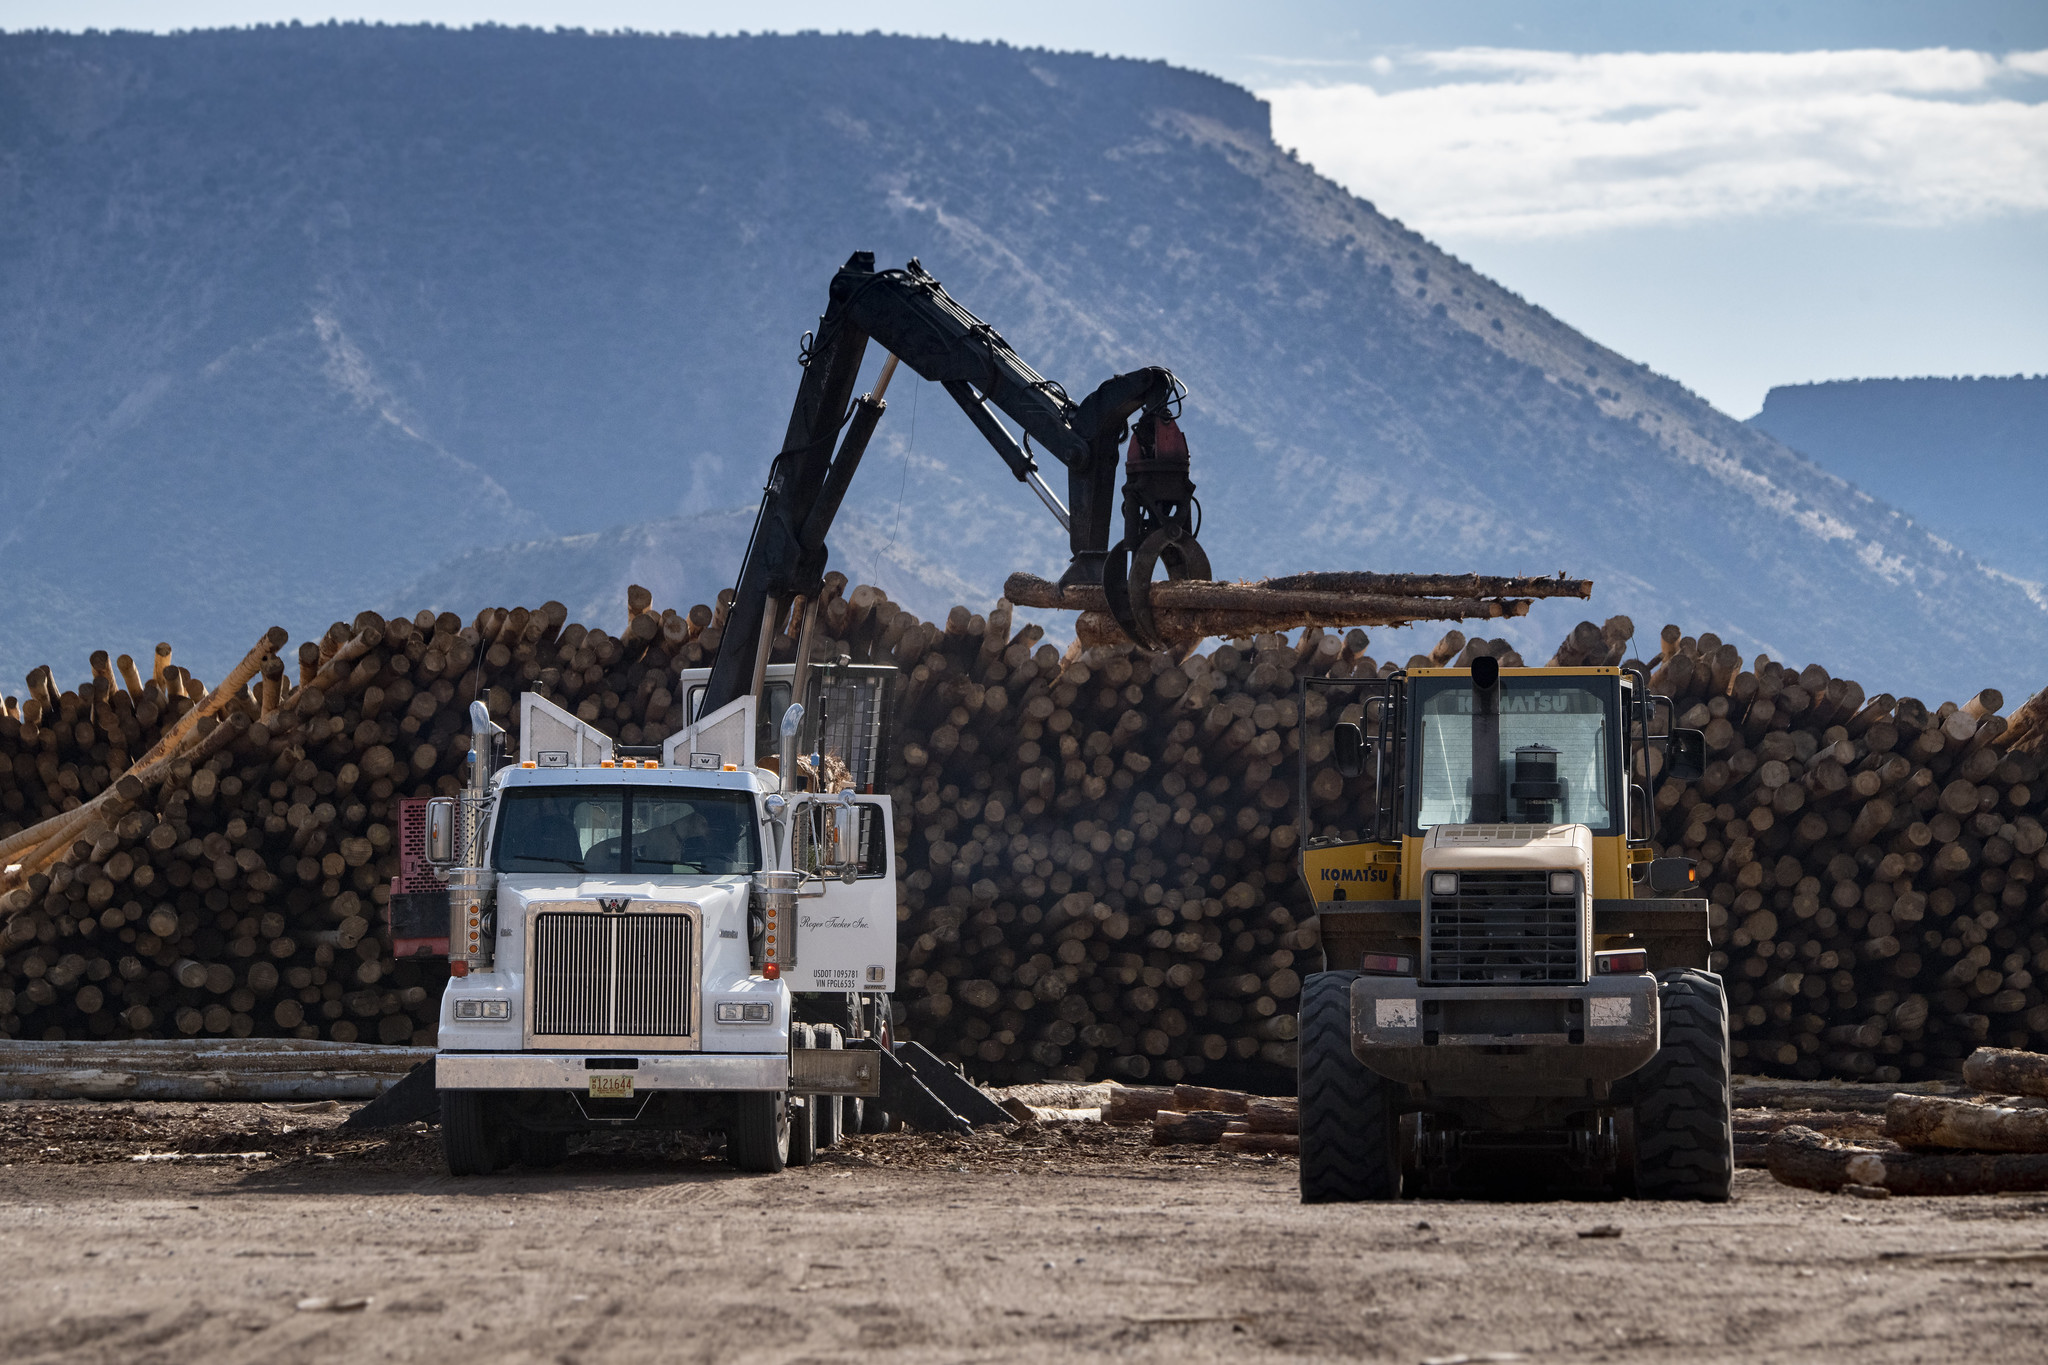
[1105,408,1209,650]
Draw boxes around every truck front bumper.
[1350,973,1660,1098]
[437,1052,786,1092]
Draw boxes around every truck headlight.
[1549,870,1578,896]
[452,999,511,1020]
[715,1001,773,1023]
[1428,871,1458,897]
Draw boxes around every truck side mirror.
[425,796,458,866]
[833,789,860,883]
[1667,728,1706,781]
[1334,722,1366,779]
[1647,857,1700,895]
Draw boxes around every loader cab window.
[1409,677,1618,835]
[493,787,760,876]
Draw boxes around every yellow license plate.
[588,1073,634,1099]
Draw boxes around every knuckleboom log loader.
[428,253,1212,1174]
[1295,658,1733,1201]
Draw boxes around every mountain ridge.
[1,25,2041,704]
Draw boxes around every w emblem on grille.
[597,897,633,913]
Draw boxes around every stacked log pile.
[1767,1046,2048,1195]
[1637,629,2048,1083]
[2,582,2044,1092]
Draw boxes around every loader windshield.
[1409,676,1618,834]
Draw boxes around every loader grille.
[1424,871,1581,985]
[530,909,695,1039]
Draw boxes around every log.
[1766,1124,2048,1195]
[1104,1086,1176,1125]
[1962,1048,2048,1099]
[1151,1110,1236,1145]
[1218,1132,1299,1156]
[1171,1083,1251,1114]
[1885,1093,2048,1153]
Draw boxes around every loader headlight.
[452,999,511,1020]
[1549,871,1579,897]
[715,1001,774,1024]
[1428,871,1459,898]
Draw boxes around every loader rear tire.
[1298,971,1401,1203]
[1623,969,1733,1202]
[727,1092,790,1173]
[440,1090,501,1177]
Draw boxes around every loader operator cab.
[1295,662,1729,1204]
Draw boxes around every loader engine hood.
[1418,824,1594,985]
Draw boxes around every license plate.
[588,1073,634,1099]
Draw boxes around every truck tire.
[815,1027,844,1149]
[1625,969,1734,1202]
[515,1129,569,1169]
[440,1090,501,1177]
[728,1092,790,1173]
[1298,970,1401,1203]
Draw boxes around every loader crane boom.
[700,252,1206,717]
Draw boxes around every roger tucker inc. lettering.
[798,914,871,930]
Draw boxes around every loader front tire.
[727,1092,790,1173]
[1298,971,1401,1203]
[1624,969,1733,1201]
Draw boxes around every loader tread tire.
[1626,969,1734,1202]
[1298,971,1401,1204]
[440,1090,499,1177]
[727,1092,790,1174]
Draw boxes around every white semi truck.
[430,688,898,1174]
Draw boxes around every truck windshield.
[1410,677,1617,833]
[492,787,761,875]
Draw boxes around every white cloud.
[1264,48,2048,237]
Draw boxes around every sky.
[5,1,2046,415]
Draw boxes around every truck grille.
[530,909,694,1038]
[1425,870,1581,985]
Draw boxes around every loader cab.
[1299,664,1703,934]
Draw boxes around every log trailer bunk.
[1295,658,1735,1200]
[424,253,1212,1174]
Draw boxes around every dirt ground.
[3,1100,2046,1364]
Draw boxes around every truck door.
[790,797,897,994]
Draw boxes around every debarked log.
[1766,1124,2048,1194]
[1962,1048,2048,1100]
[1885,1093,2048,1153]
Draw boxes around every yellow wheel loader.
[1296,657,1730,1201]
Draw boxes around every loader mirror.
[1668,727,1706,781]
[1647,857,1700,895]
[1334,722,1366,779]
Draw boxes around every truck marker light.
[601,759,616,768]
[450,962,468,978]
[723,764,738,771]
[1549,871,1578,896]
[1428,871,1458,897]
[763,963,779,979]
[521,760,536,769]
[1592,948,1648,974]
[1359,952,1415,977]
